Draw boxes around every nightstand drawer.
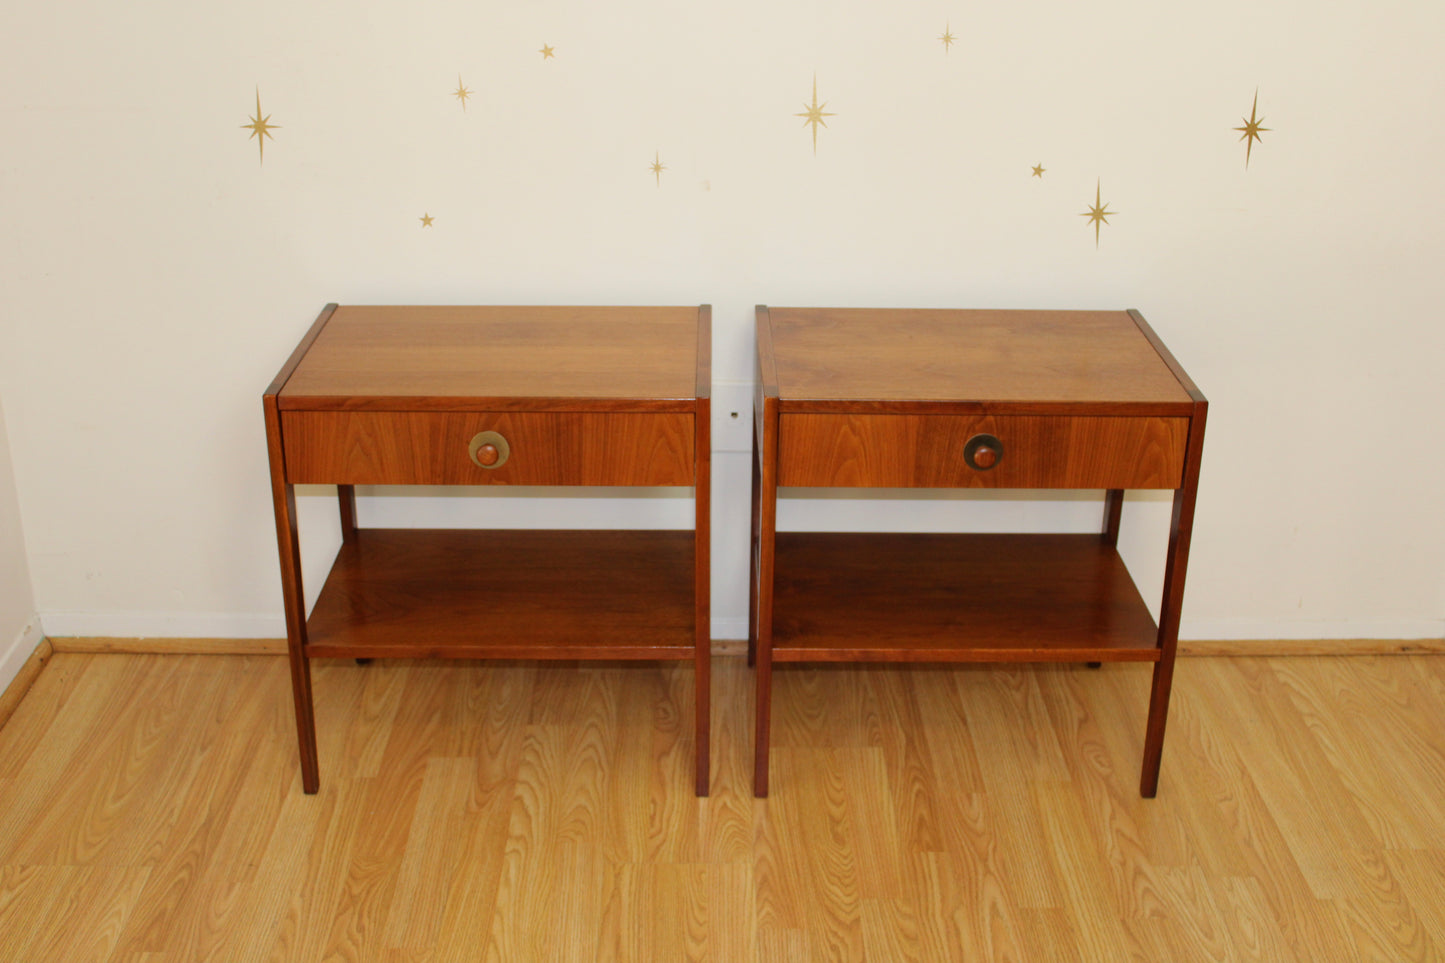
[281,411,695,486]
[778,413,1187,489]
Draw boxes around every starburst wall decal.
[453,76,472,111]
[649,151,666,186]
[796,75,835,154]
[1235,89,1269,168]
[240,88,278,164]
[1080,179,1115,247]
[939,24,956,53]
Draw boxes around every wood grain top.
[762,307,1195,410]
[278,305,703,409]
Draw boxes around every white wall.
[0,396,41,691]
[0,0,1442,643]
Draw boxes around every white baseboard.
[1,615,46,694]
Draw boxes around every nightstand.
[750,306,1206,797]
[264,304,712,795]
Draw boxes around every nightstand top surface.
[762,307,1195,407]
[278,305,702,406]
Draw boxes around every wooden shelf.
[771,532,1160,663]
[305,529,696,660]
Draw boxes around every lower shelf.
[305,528,697,659]
[771,532,1161,663]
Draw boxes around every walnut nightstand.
[749,307,1206,798]
[264,304,712,795]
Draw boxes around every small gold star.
[1080,179,1115,247]
[940,24,956,53]
[419,213,434,227]
[453,76,472,110]
[796,74,835,155]
[539,44,555,60]
[1032,163,1046,178]
[240,88,279,164]
[649,151,666,186]
[1234,88,1270,168]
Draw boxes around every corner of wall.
[0,614,46,699]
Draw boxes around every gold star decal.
[1080,179,1115,247]
[453,76,472,110]
[796,75,835,155]
[419,213,434,227]
[240,88,279,164]
[1234,88,1270,168]
[649,151,666,186]
[539,44,555,60]
[940,24,956,53]
[1032,163,1046,178]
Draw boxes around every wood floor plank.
[860,897,925,962]
[263,776,371,963]
[926,794,1031,961]
[1212,875,1299,963]
[0,653,1442,960]
[1193,658,1382,899]
[1272,656,1445,850]
[0,652,93,778]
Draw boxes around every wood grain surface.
[770,533,1162,662]
[3,652,1445,960]
[281,410,696,486]
[277,305,702,408]
[304,529,696,660]
[764,307,1194,408]
[777,412,1187,489]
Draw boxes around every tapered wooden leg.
[747,421,761,668]
[694,397,712,797]
[1140,402,1205,797]
[1102,489,1123,546]
[268,478,319,793]
[1140,655,1177,797]
[1141,486,1194,797]
[754,396,779,797]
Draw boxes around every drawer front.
[778,413,1188,489]
[282,411,695,486]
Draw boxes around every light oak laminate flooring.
[2,652,1444,961]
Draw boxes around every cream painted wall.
[0,0,1442,642]
[0,396,41,691]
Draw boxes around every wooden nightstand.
[264,304,712,795]
[749,306,1206,798]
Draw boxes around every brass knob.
[468,430,510,469]
[964,433,1003,471]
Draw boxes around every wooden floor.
[2,653,1444,961]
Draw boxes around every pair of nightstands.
[265,304,1205,799]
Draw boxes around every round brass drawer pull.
[468,430,510,469]
[963,433,1002,471]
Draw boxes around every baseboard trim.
[1179,637,1445,657]
[0,636,53,729]
[38,636,1445,659]
[49,637,287,656]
